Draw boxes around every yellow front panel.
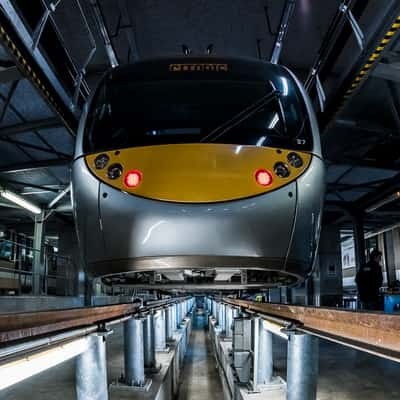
[85,144,311,203]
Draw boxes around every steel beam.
[32,211,44,295]
[270,0,296,64]
[117,282,280,290]
[0,65,21,83]
[0,118,63,137]
[89,0,119,68]
[0,158,71,174]
[371,62,400,83]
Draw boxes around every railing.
[0,239,75,296]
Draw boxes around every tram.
[72,57,324,286]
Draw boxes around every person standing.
[356,249,383,310]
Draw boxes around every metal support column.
[32,211,45,295]
[257,320,273,385]
[155,309,167,351]
[287,332,319,400]
[176,303,181,328]
[165,305,173,341]
[252,317,260,390]
[353,213,366,271]
[76,334,109,400]
[220,303,226,331]
[172,304,177,334]
[143,313,156,369]
[124,318,145,386]
[225,305,233,337]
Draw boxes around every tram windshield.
[83,78,313,153]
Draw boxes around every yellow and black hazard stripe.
[0,12,78,135]
[343,15,400,100]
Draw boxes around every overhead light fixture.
[0,189,42,215]
[0,338,88,391]
[365,191,400,213]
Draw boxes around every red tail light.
[124,170,142,188]
[255,169,273,186]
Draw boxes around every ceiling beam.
[0,66,21,84]
[371,62,400,83]
[0,118,63,137]
[0,159,71,174]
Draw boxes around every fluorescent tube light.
[1,189,42,214]
[0,338,88,391]
[365,191,400,213]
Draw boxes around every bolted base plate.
[110,378,153,393]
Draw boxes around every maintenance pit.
[0,299,399,400]
[0,1,400,399]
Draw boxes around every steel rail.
[0,297,189,344]
[223,299,400,361]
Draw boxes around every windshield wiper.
[200,89,281,143]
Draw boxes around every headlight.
[287,152,303,168]
[274,162,290,178]
[107,163,123,179]
[94,154,109,169]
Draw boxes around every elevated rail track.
[223,298,400,362]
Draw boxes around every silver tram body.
[72,57,324,286]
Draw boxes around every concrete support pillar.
[257,320,273,384]
[155,309,167,351]
[32,211,45,295]
[124,318,145,386]
[165,305,174,341]
[287,333,319,400]
[143,313,156,369]
[76,335,108,400]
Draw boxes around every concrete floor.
[177,310,224,400]
[1,310,400,400]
